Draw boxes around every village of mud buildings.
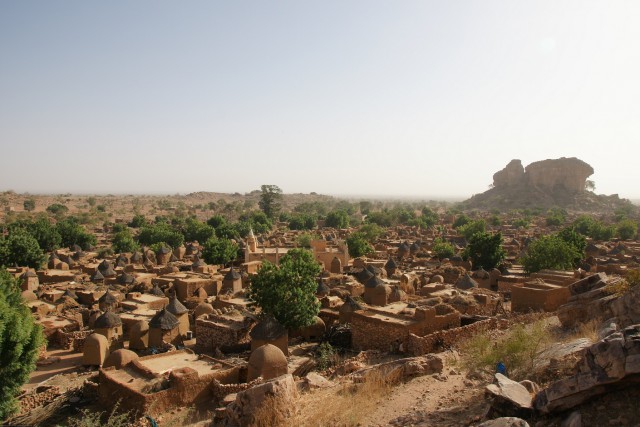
[2,157,640,427]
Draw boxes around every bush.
[7,217,61,252]
[432,238,455,259]
[617,219,638,240]
[0,269,44,419]
[315,342,338,370]
[182,218,215,243]
[358,223,382,243]
[458,219,486,240]
[521,234,580,274]
[452,214,470,229]
[289,214,316,231]
[296,233,319,248]
[23,198,36,212]
[248,249,321,329]
[463,232,505,270]
[137,223,184,248]
[128,214,147,228]
[461,321,549,381]
[346,232,374,258]
[56,217,97,249]
[46,203,68,215]
[112,230,140,254]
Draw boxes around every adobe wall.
[511,286,570,312]
[350,314,416,352]
[195,318,251,353]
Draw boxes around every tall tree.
[258,185,283,219]
[0,269,44,419]
[248,248,321,329]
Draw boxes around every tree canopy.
[201,237,239,266]
[248,248,321,329]
[463,231,505,270]
[258,185,283,219]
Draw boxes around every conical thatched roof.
[192,255,206,268]
[130,252,143,263]
[384,258,398,270]
[166,297,188,315]
[455,274,478,290]
[90,269,105,281]
[356,268,374,284]
[63,288,78,300]
[149,284,165,297]
[316,280,330,295]
[365,274,385,289]
[340,295,363,312]
[250,316,286,340]
[224,267,241,281]
[116,272,135,285]
[94,311,122,328]
[149,308,179,330]
[21,270,37,278]
[98,290,117,305]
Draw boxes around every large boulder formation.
[535,324,640,414]
[465,157,632,211]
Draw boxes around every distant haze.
[1,1,639,199]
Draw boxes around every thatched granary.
[384,257,398,277]
[98,290,118,311]
[129,320,149,350]
[222,267,242,295]
[149,308,181,347]
[166,296,189,336]
[94,310,123,341]
[339,296,363,323]
[247,344,288,381]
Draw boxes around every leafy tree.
[215,223,241,240]
[207,214,228,229]
[137,223,184,248]
[288,214,316,231]
[325,210,350,229]
[296,232,319,248]
[585,180,596,191]
[346,232,374,258]
[463,232,505,270]
[365,211,393,227]
[23,198,36,212]
[0,269,44,419]
[452,214,470,229]
[557,227,587,265]
[86,197,96,207]
[458,219,486,240]
[239,211,273,234]
[112,230,140,254]
[183,218,215,243]
[8,217,61,252]
[248,248,321,329]
[0,230,46,269]
[520,234,580,274]
[358,223,383,243]
[512,218,530,229]
[128,214,147,228]
[359,200,372,215]
[202,237,239,266]
[258,185,283,219]
[46,203,68,215]
[432,238,455,259]
[545,208,567,227]
[56,217,97,249]
[617,219,638,240]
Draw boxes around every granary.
[455,274,478,290]
[250,316,288,356]
[90,269,105,284]
[330,256,342,274]
[316,280,330,297]
[297,316,326,341]
[98,260,117,278]
[94,310,124,342]
[83,333,110,366]
[115,271,135,286]
[20,269,39,291]
[98,290,119,311]
[103,348,139,369]
[173,244,186,260]
[363,274,391,306]
[247,343,288,381]
[156,245,173,265]
[222,267,242,295]
[148,308,181,347]
[194,302,215,319]
[149,284,165,297]
[338,296,363,323]
[192,255,208,273]
[166,296,190,336]
[384,257,398,277]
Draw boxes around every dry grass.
[251,370,394,427]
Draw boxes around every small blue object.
[496,362,507,375]
[145,415,158,427]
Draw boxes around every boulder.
[351,354,443,383]
[535,324,640,414]
[224,374,296,427]
[561,411,582,427]
[485,374,534,418]
[300,372,334,391]
[476,418,530,427]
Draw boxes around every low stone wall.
[19,386,61,414]
[351,315,411,352]
[210,378,262,401]
[405,318,508,356]
[56,329,93,351]
[195,318,251,353]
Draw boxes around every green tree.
[86,197,96,208]
[325,210,350,229]
[358,223,383,243]
[258,185,283,219]
[23,198,36,212]
[8,217,61,252]
[458,219,486,240]
[201,237,239,266]
[452,214,470,229]
[432,238,455,260]
[183,218,215,243]
[206,214,228,229]
[137,223,184,248]
[128,214,147,228]
[557,227,587,265]
[463,232,505,270]
[346,232,374,258]
[56,217,97,249]
[520,234,580,274]
[46,203,68,216]
[111,230,140,254]
[545,208,567,226]
[0,230,46,269]
[617,219,638,240]
[288,214,316,231]
[0,269,44,419]
[248,249,321,329]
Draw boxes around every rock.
[535,324,640,414]
[485,374,533,418]
[476,417,529,427]
[224,374,296,427]
[493,160,525,188]
[301,372,334,391]
[598,319,618,340]
[561,411,582,427]
[351,354,443,383]
[518,380,540,396]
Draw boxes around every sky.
[1,1,639,199]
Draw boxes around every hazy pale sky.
[1,1,639,198]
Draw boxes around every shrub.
[137,223,184,248]
[56,217,97,249]
[617,219,638,240]
[521,234,580,274]
[201,237,238,266]
[23,198,36,212]
[346,232,374,258]
[112,230,140,254]
[315,342,338,370]
[289,214,316,231]
[325,210,350,229]
[182,218,215,243]
[463,232,505,270]
[458,219,486,240]
[46,203,68,215]
[0,230,46,269]
[0,269,44,419]
[432,238,455,259]
[128,214,147,228]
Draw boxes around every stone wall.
[195,316,251,353]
